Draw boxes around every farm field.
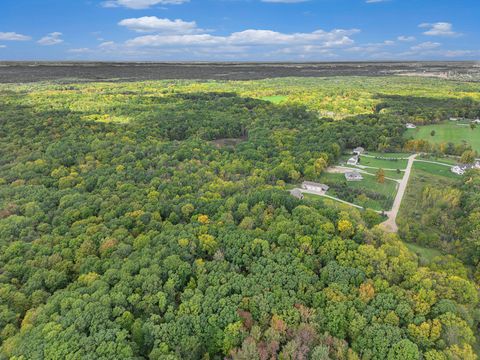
[405,121,480,152]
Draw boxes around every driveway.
[380,154,417,233]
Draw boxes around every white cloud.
[397,35,416,42]
[419,22,459,37]
[365,0,389,3]
[102,0,188,9]
[37,32,63,46]
[410,41,441,51]
[125,28,359,48]
[68,48,92,53]
[0,45,6,48]
[0,32,31,41]
[345,40,394,53]
[119,17,199,34]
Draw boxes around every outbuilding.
[345,171,363,181]
[301,181,329,193]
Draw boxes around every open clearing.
[405,121,480,152]
[318,172,397,211]
[413,161,460,179]
[403,241,443,263]
[261,95,287,104]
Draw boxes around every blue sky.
[0,0,479,61]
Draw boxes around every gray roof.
[302,181,329,190]
[345,171,363,179]
[290,189,304,198]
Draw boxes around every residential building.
[301,181,329,193]
[347,155,359,166]
[345,171,363,181]
[353,147,365,155]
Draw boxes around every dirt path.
[380,154,417,233]
[295,188,382,213]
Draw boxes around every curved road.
[380,154,417,232]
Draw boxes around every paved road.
[380,154,418,233]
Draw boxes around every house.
[347,155,359,166]
[345,171,363,181]
[353,147,365,155]
[405,123,417,129]
[301,181,329,193]
[472,119,480,124]
[451,165,465,175]
[451,162,480,175]
[449,117,459,121]
[289,189,304,199]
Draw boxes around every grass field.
[405,121,480,152]
[366,152,411,159]
[261,95,288,104]
[413,161,460,179]
[397,166,459,245]
[341,154,408,170]
[319,172,397,211]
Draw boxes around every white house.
[345,171,363,181]
[347,155,359,166]
[353,147,365,155]
[472,119,480,124]
[451,162,480,175]
[301,181,329,193]
[451,165,466,175]
[405,123,417,129]
[449,117,459,121]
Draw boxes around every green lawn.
[365,152,411,159]
[341,154,408,170]
[359,156,408,170]
[319,172,397,211]
[261,95,287,104]
[405,121,480,152]
[413,161,459,179]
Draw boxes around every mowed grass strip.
[413,161,460,179]
[405,122,480,152]
[359,156,408,170]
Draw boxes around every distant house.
[451,162,480,175]
[353,147,365,155]
[451,165,465,175]
[290,189,304,199]
[301,181,329,193]
[405,123,417,129]
[347,155,359,166]
[472,119,480,124]
[345,171,363,181]
[449,117,459,121]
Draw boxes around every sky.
[0,0,479,61]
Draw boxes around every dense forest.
[0,77,479,359]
